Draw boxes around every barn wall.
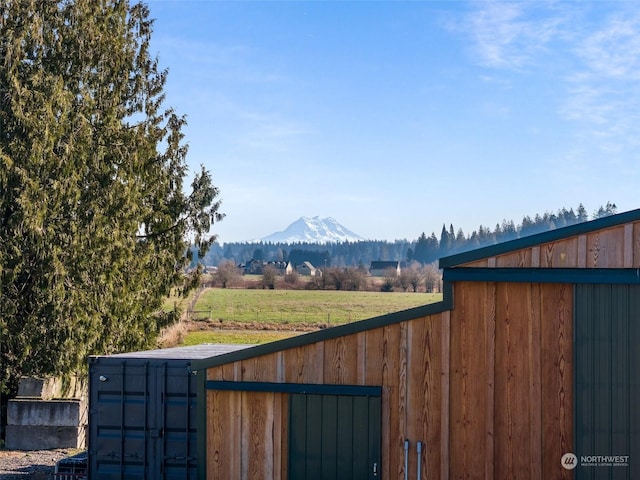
[449,281,573,479]
[206,311,450,480]
[206,390,287,480]
[204,280,574,479]
[461,222,640,269]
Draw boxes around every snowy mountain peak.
[256,217,365,244]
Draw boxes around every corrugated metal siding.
[89,345,253,480]
[88,358,199,479]
[574,284,640,478]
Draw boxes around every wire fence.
[186,309,357,325]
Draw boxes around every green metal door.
[574,284,640,479]
[288,393,381,480]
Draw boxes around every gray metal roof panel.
[90,343,254,361]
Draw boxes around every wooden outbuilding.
[192,209,640,479]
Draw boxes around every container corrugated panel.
[88,344,252,480]
[574,284,640,478]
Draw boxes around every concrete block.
[7,398,86,427]
[17,376,87,400]
[5,425,86,450]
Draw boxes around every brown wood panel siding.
[540,283,573,480]
[624,224,634,267]
[496,249,531,267]
[279,394,288,480]
[207,390,242,479]
[440,311,451,480]
[382,323,403,480]
[204,279,575,479]
[586,226,626,267]
[283,342,324,384]
[484,283,497,480]
[577,235,587,268]
[529,284,543,480]
[494,282,535,478]
[458,221,640,269]
[634,222,640,266]
[396,322,410,479]
[447,281,573,480]
[363,328,384,386]
[531,246,541,267]
[540,237,579,268]
[407,314,446,478]
[449,282,495,478]
[207,390,285,480]
[207,364,223,381]
[241,352,281,382]
[241,392,274,479]
[356,331,367,385]
[462,259,489,267]
[323,335,358,384]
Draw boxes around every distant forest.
[198,203,618,268]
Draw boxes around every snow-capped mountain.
[256,217,365,244]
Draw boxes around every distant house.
[242,260,291,276]
[295,261,319,276]
[369,260,401,277]
[243,259,264,275]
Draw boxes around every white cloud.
[561,9,640,155]
[578,13,640,80]
[466,1,566,70]
[463,2,640,161]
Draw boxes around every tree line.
[211,258,443,293]
[200,203,617,268]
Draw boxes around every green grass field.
[191,288,442,325]
[181,288,442,346]
[181,330,299,346]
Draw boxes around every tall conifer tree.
[0,1,223,397]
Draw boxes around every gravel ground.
[0,449,80,480]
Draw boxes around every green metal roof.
[439,208,640,269]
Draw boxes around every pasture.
[191,288,442,324]
[180,288,442,345]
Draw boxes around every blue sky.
[147,0,640,243]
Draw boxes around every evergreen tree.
[413,232,429,263]
[0,1,223,398]
[576,203,588,222]
[594,202,617,218]
[439,224,452,256]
